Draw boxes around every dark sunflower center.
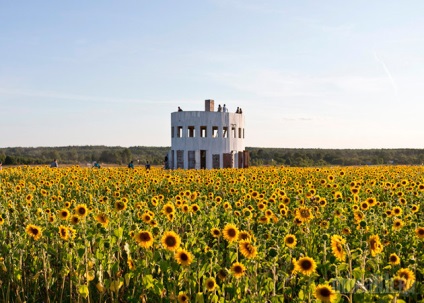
[234,265,243,273]
[300,260,312,270]
[140,232,151,241]
[180,253,188,261]
[165,236,177,247]
[319,288,331,297]
[227,229,236,237]
[286,237,294,244]
[300,210,310,217]
[78,208,86,215]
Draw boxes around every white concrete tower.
[168,100,249,169]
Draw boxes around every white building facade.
[168,100,249,169]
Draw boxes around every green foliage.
[2,146,424,167]
[247,147,424,166]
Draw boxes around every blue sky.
[1,0,424,148]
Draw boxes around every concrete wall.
[169,111,245,169]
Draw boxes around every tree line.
[1,146,424,167]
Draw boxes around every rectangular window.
[177,126,183,138]
[177,150,184,169]
[200,126,207,138]
[238,127,242,138]
[212,154,220,168]
[223,127,228,138]
[188,126,195,137]
[171,126,174,138]
[243,128,245,138]
[212,126,218,138]
[231,126,236,138]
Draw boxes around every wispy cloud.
[373,52,398,95]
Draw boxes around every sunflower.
[258,216,270,224]
[392,206,402,217]
[205,277,217,291]
[217,268,228,281]
[115,200,127,212]
[388,253,400,265]
[190,204,200,213]
[284,234,297,249]
[95,213,109,227]
[223,201,232,210]
[166,213,174,222]
[342,227,351,235]
[293,257,317,276]
[74,204,88,218]
[411,204,419,213]
[320,220,330,229]
[162,203,175,215]
[238,230,251,241]
[58,209,70,220]
[392,219,404,231]
[353,211,364,223]
[314,284,337,303]
[134,230,154,248]
[141,213,152,223]
[331,235,346,262]
[58,225,69,241]
[396,268,416,291]
[161,231,181,251]
[177,292,189,303]
[26,194,33,203]
[175,249,194,266]
[239,240,257,259]
[295,206,314,223]
[0,217,4,225]
[222,223,239,243]
[127,258,135,271]
[182,204,190,213]
[230,262,246,279]
[392,276,408,292]
[415,227,424,239]
[70,215,80,225]
[25,224,42,240]
[368,235,383,256]
[318,198,327,207]
[360,201,369,211]
[366,197,377,207]
[210,228,221,238]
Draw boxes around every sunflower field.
[0,165,423,303]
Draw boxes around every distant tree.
[120,148,132,164]
[4,155,16,165]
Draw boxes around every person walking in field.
[50,159,58,168]
[128,160,134,169]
